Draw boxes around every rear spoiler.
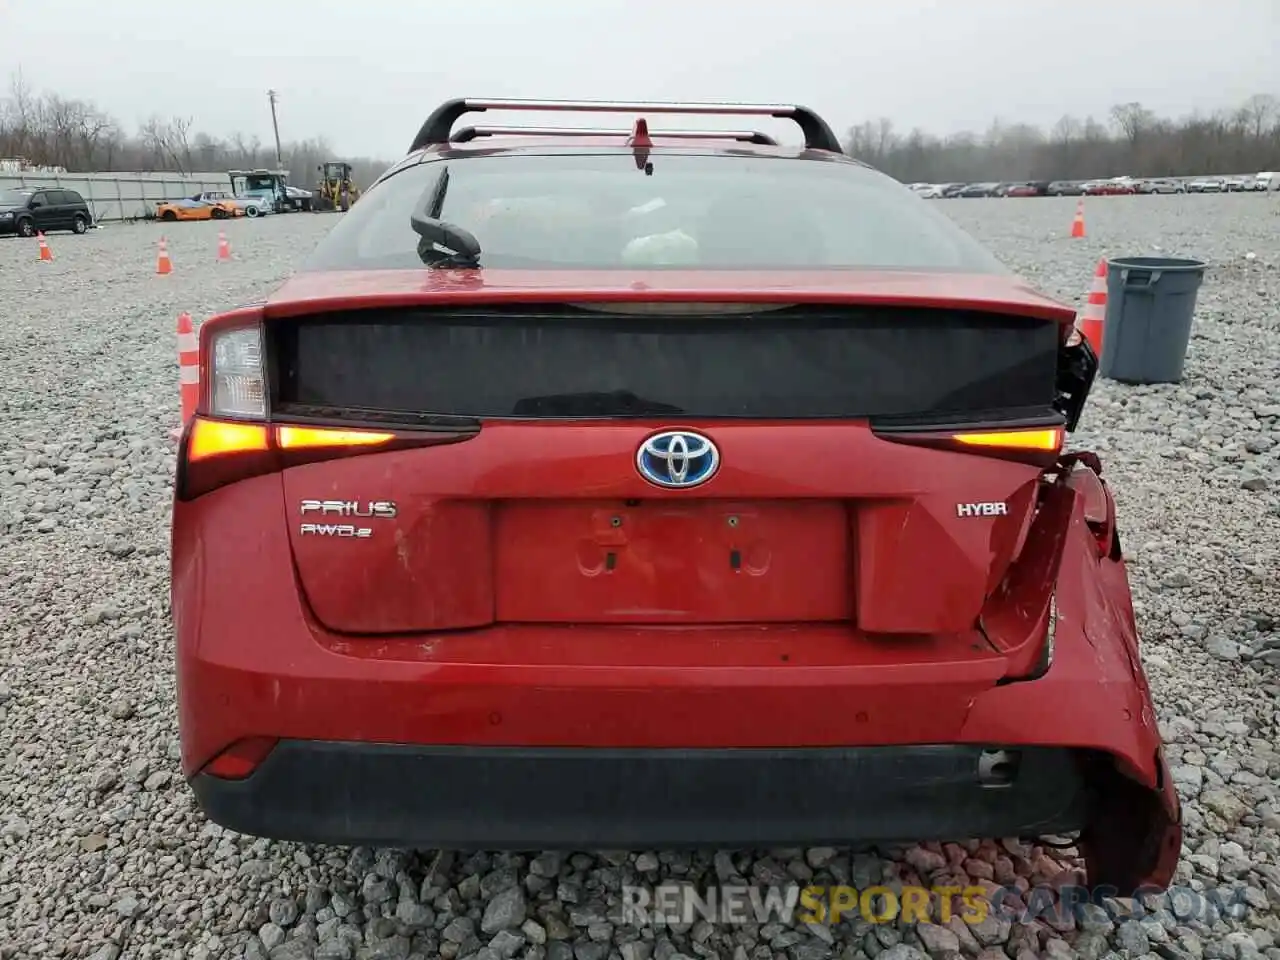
[410,98,842,153]
[450,125,780,146]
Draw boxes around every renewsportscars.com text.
[618,883,1252,927]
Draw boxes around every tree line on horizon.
[1,72,1277,186]
[846,95,1279,184]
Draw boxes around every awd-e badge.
[299,499,397,539]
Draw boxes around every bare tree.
[138,116,173,171]
[169,116,195,174]
[1110,102,1157,144]
[1051,115,1081,145]
[1240,94,1278,141]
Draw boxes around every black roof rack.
[411,98,840,153]
[450,125,779,145]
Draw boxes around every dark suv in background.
[0,187,93,237]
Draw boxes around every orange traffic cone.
[156,236,173,275]
[171,312,199,440]
[1077,258,1108,356]
[217,231,230,261]
[37,232,53,261]
[1070,199,1086,238]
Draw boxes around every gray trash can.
[1100,256,1206,384]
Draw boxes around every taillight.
[175,317,480,501]
[951,427,1064,453]
[180,419,275,498]
[178,416,476,500]
[190,419,270,459]
[873,423,1065,466]
[277,426,395,449]
[209,325,266,418]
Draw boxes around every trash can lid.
[1107,255,1206,271]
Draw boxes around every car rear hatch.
[259,295,1084,650]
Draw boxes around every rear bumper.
[192,742,1091,850]
[172,474,1181,891]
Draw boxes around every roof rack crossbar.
[450,125,779,145]
[412,98,840,153]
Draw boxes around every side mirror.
[29,200,42,209]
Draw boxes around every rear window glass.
[269,304,1058,423]
[301,152,1011,273]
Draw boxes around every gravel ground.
[1,195,1278,960]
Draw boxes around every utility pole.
[267,89,283,169]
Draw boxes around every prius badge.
[636,430,720,489]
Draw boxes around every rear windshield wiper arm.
[410,165,483,268]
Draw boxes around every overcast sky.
[2,0,1277,159]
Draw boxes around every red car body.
[171,99,1180,893]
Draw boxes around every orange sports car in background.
[155,195,242,222]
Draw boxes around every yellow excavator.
[313,161,361,212]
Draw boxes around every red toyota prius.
[171,98,1180,893]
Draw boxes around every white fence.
[0,171,231,222]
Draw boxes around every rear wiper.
[411,216,482,268]
[410,165,482,268]
[511,390,684,417]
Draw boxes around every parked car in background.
[1187,178,1224,193]
[1136,178,1186,194]
[194,191,272,219]
[285,185,314,211]
[941,183,968,198]
[1253,172,1278,192]
[1222,177,1249,192]
[0,186,92,237]
[1006,182,1048,198]
[957,182,999,198]
[1083,180,1136,196]
[1047,181,1086,196]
